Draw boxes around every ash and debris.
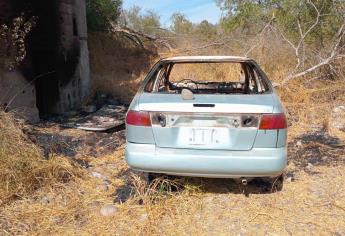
[26,96,128,159]
[288,131,345,172]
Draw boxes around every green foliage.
[170,13,217,40]
[122,6,161,34]
[217,0,344,41]
[86,0,122,32]
[217,0,270,33]
[273,0,343,45]
[170,13,193,34]
[195,20,218,39]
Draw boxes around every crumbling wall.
[55,0,90,113]
[0,0,90,120]
[0,71,39,122]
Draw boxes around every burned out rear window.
[144,61,271,94]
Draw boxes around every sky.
[122,0,223,26]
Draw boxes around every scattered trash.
[61,105,126,132]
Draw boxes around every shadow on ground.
[288,130,345,173]
[114,174,283,204]
[27,124,126,159]
[114,130,345,203]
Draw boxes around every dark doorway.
[11,0,60,116]
[32,51,59,115]
[28,0,60,115]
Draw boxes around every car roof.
[161,56,253,63]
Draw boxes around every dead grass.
[1,145,344,235]
[88,32,157,104]
[0,112,83,206]
[277,79,345,140]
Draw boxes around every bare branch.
[273,1,345,84]
[244,18,274,57]
[109,23,173,51]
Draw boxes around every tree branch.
[110,23,173,51]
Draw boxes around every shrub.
[86,0,122,32]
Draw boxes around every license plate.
[189,128,215,145]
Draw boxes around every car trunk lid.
[139,93,275,151]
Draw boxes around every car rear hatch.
[138,93,276,151]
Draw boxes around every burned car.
[125,56,287,186]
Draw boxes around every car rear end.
[125,56,287,178]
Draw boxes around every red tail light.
[126,110,151,126]
[259,113,287,130]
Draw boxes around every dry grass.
[0,112,83,206]
[88,32,157,104]
[1,146,344,235]
[277,79,345,140]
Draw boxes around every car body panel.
[138,93,275,113]
[126,142,287,178]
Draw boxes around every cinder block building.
[0,0,90,121]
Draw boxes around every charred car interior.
[144,61,271,94]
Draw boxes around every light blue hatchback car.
[125,56,287,186]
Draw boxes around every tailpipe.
[241,178,247,186]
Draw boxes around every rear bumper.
[125,142,287,178]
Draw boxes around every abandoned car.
[125,56,287,185]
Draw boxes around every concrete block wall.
[0,0,91,120]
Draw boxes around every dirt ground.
[1,116,343,235]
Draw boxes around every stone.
[331,105,345,130]
[139,213,148,222]
[306,163,313,170]
[96,183,109,191]
[296,140,302,147]
[40,195,53,205]
[100,204,117,217]
[91,171,108,181]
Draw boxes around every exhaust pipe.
[241,178,247,186]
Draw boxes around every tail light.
[259,113,287,130]
[126,110,151,126]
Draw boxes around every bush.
[86,0,122,32]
